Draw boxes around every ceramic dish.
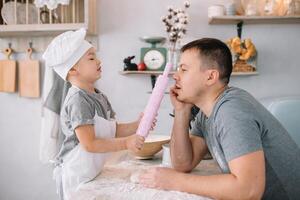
[1,2,38,24]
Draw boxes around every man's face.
[173,49,209,103]
[75,47,102,82]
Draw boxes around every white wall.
[0,0,299,199]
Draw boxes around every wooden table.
[70,151,221,200]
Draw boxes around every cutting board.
[0,48,17,93]
[18,48,40,98]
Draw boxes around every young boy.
[43,28,150,200]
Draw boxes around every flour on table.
[70,156,213,200]
[130,170,144,184]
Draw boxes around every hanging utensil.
[0,47,17,93]
[18,46,40,98]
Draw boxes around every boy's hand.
[126,134,145,152]
[137,113,157,131]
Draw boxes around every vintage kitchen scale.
[140,36,167,71]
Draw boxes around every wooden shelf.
[119,71,258,76]
[119,70,176,75]
[209,15,300,24]
[232,71,258,76]
[120,70,258,90]
[0,23,96,37]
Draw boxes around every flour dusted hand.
[140,167,179,190]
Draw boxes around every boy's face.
[173,49,211,103]
[73,47,101,82]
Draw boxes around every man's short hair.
[181,38,232,84]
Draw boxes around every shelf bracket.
[150,75,157,89]
[237,21,244,38]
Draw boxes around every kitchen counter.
[69,151,221,200]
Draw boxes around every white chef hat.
[43,28,93,81]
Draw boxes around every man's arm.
[75,125,144,153]
[170,108,208,172]
[141,150,265,200]
[176,150,266,200]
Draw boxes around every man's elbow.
[239,191,263,200]
[172,163,193,173]
[246,186,264,200]
[238,183,264,200]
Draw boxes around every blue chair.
[261,97,300,147]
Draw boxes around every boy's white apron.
[54,112,116,200]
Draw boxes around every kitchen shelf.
[0,0,97,37]
[119,70,258,90]
[119,71,258,76]
[119,70,176,75]
[0,0,98,52]
[232,71,258,76]
[0,23,95,37]
[119,70,175,90]
[209,15,300,24]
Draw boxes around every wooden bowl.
[133,134,170,159]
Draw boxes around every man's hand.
[170,86,193,111]
[125,134,145,152]
[139,167,180,190]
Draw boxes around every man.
[140,38,300,200]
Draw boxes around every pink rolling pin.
[136,62,173,138]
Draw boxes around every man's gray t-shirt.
[56,86,115,161]
[191,87,300,200]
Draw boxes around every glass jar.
[167,42,181,71]
[264,0,277,15]
[285,0,296,16]
[233,0,245,15]
[295,0,300,14]
[242,0,259,16]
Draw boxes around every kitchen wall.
[0,0,299,199]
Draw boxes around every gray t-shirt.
[56,86,115,161]
[191,87,300,200]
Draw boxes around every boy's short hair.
[181,38,232,84]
